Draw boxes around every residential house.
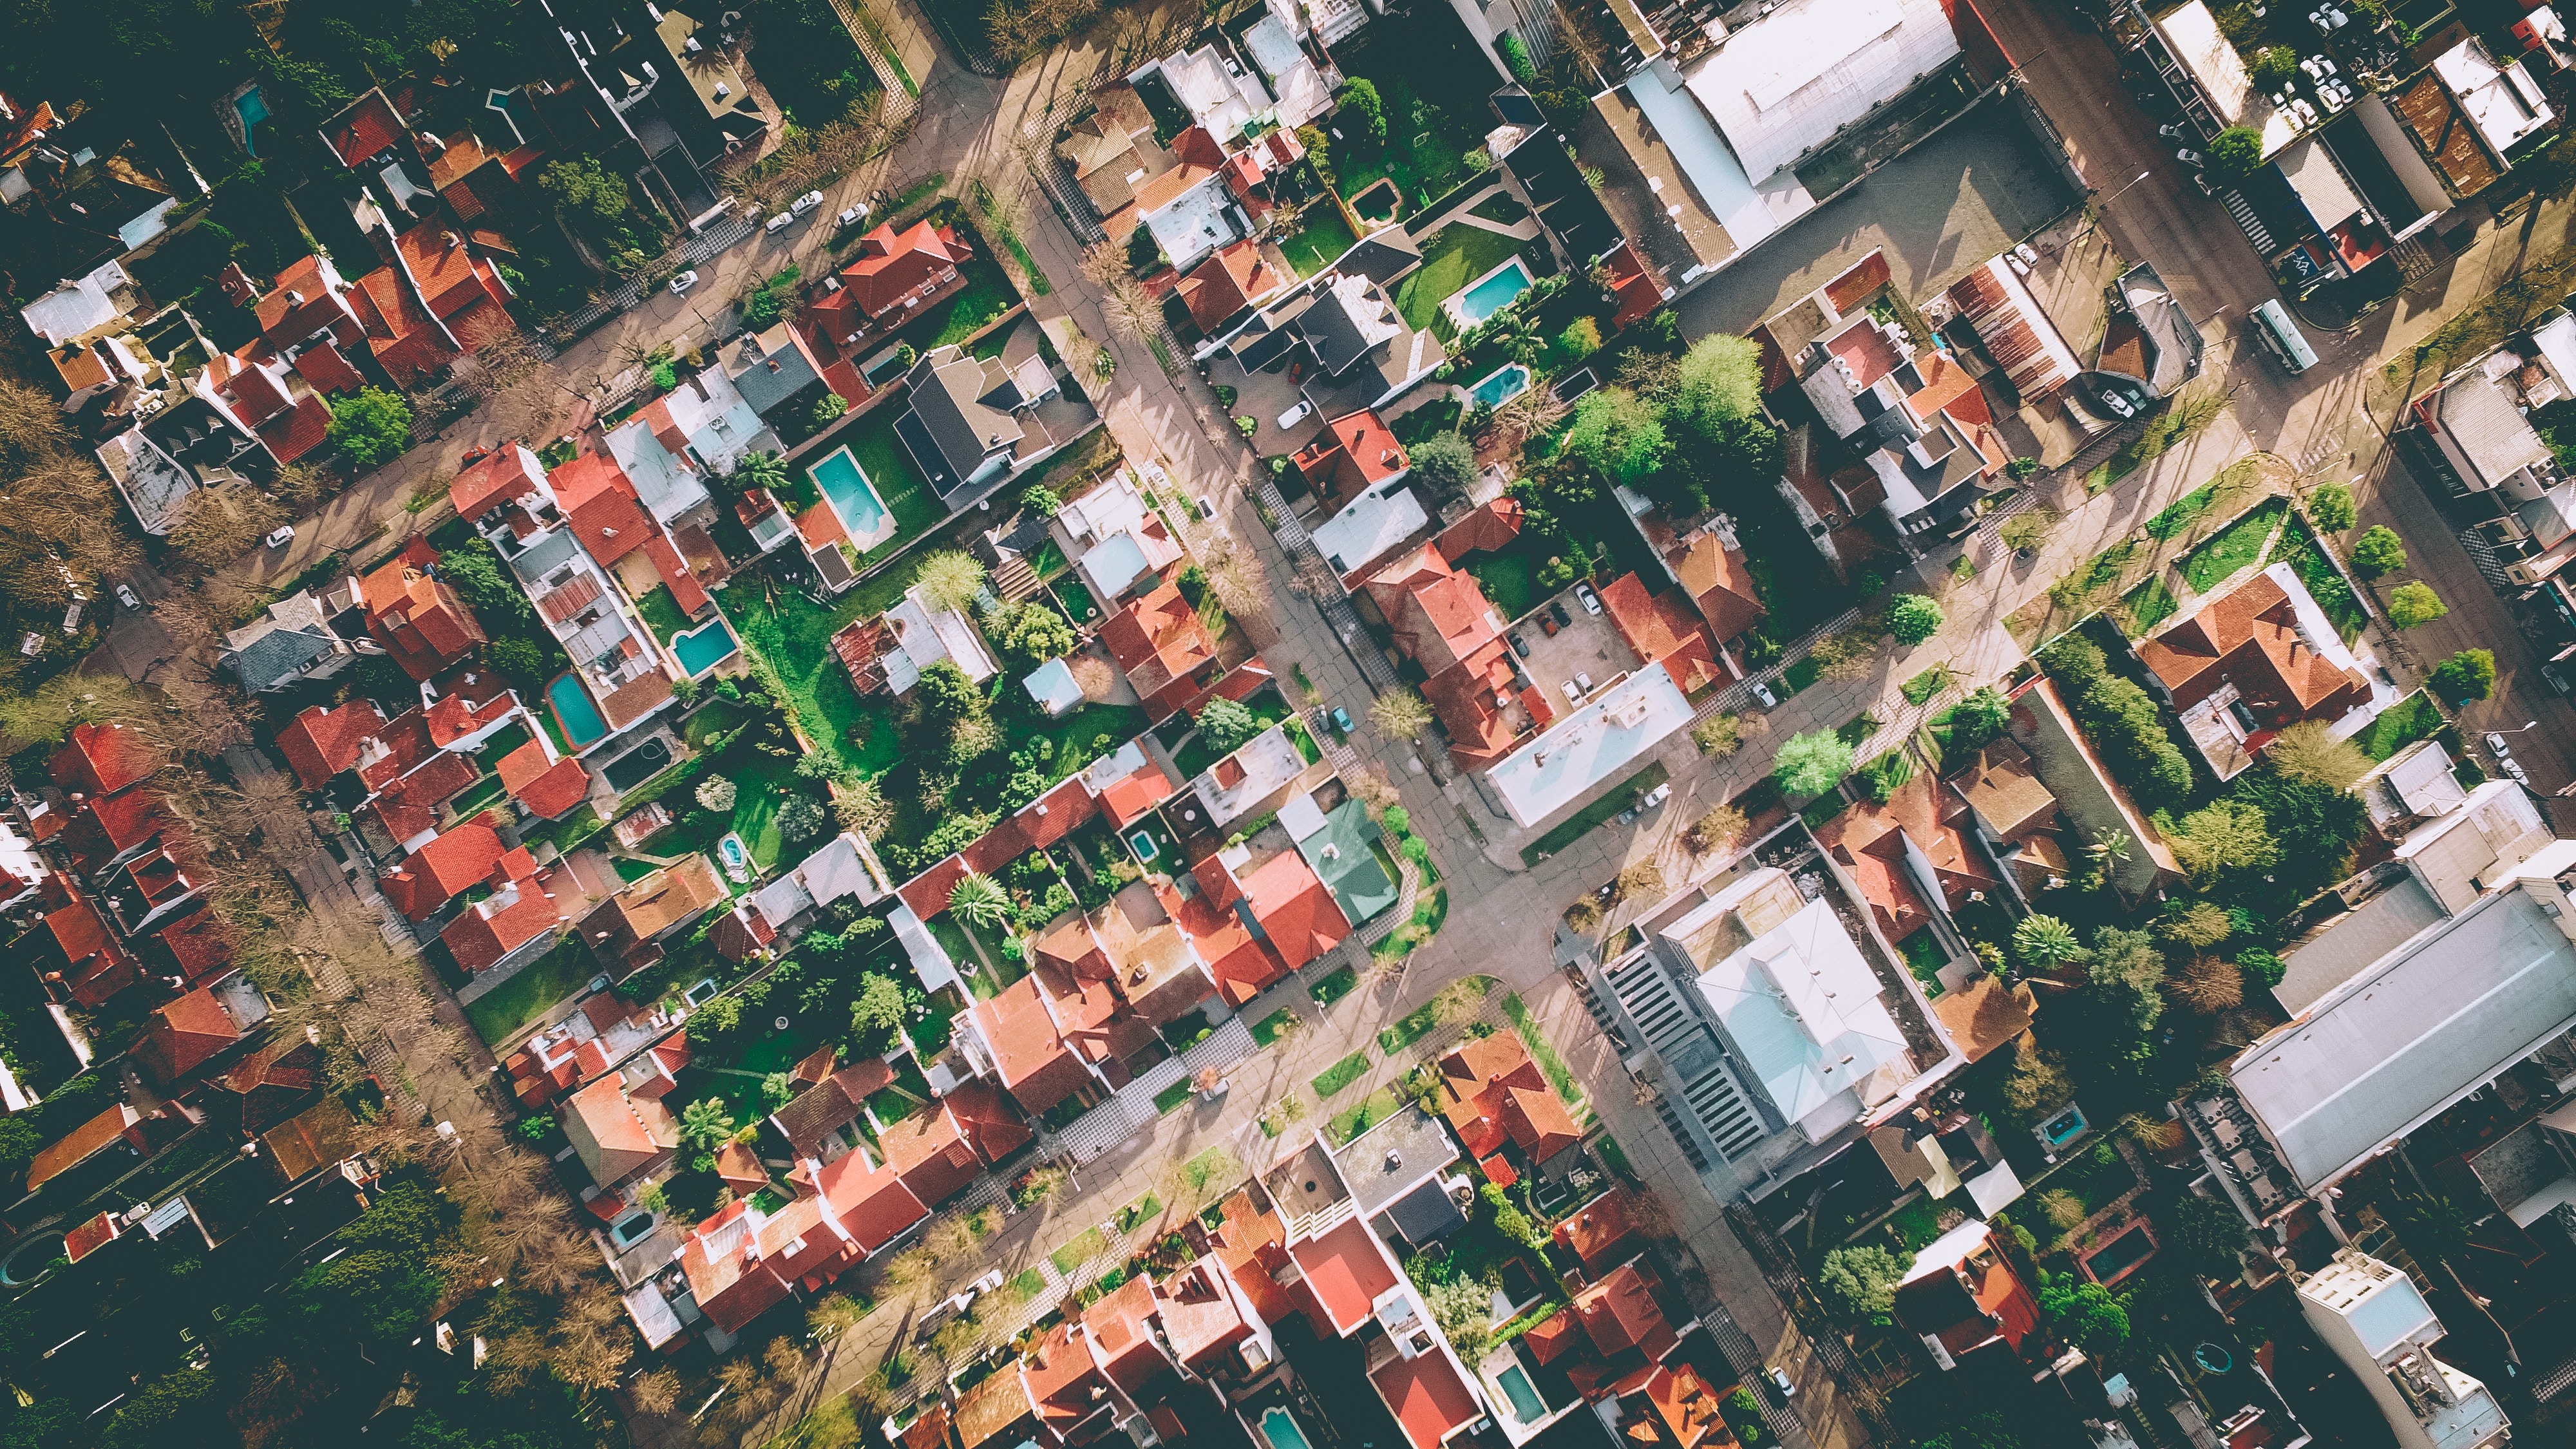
[1940,254,2085,412]
[1289,408,1410,513]
[1102,577,1217,722]
[2137,562,2384,781]
[1365,542,1521,770]
[96,390,273,536]
[1176,238,1288,339]
[353,748,480,857]
[650,8,770,155]
[811,218,972,341]
[574,855,727,977]
[1055,464,1185,606]
[1032,886,1217,1030]
[893,324,1081,501]
[1056,82,1168,222]
[23,1102,152,1195]
[674,1184,868,1338]
[1946,736,2077,908]
[1191,725,1311,833]
[1810,775,2005,958]
[496,738,592,822]
[128,970,269,1089]
[1598,573,1725,698]
[765,1057,894,1163]
[439,849,570,974]
[273,699,390,793]
[362,537,489,682]
[484,450,688,742]
[378,819,514,922]
[1133,126,1239,274]
[1893,1219,2045,1374]
[828,581,1000,696]
[20,259,144,350]
[562,1071,684,1191]
[2400,313,2576,593]
[720,321,829,422]
[1225,269,1443,413]
[352,215,518,386]
[222,587,366,694]
[604,364,769,529]
[963,970,1101,1119]
[2391,37,2552,203]
[1437,1033,1582,1173]
[24,885,140,1007]
[876,1079,1034,1209]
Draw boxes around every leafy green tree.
[1021,485,1063,518]
[2237,948,2286,989]
[1195,696,1262,753]
[1945,686,2011,752]
[485,636,544,685]
[539,155,630,235]
[2349,525,2407,578]
[2206,126,2262,182]
[98,1367,221,1449]
[915,550,988,612]
[2172,799,2281,885]
[2040,1278,2130,1354]
[813,393,848,428]
[1671,333,1761,430]
[2087,925,2166,994]
[1560,387,1669,486]
[913,660,987,725]
[1886,594,1943,645]
[778,793,831,844]
[2266,719,2369,790]
[1334,78,1386,146]
[2162,1192,2251,1274]
[2387,582,2447,629]
[1922,1410,2025,1449]
[762,1072,795,1110]
[327,386,413,470]
[849,972,907,1053]
[697,775,737,812]
[734,450,789,493]
[2249,45,2299,88]
[989,600,1077,667]
[1772,730,1855,799]
[949,873,1010,929]
[1370,687,1433,741]
[2230,767,2368,891]
[1408,431,1477,503]
[1816,1245,1905,1325]
[2012,914,2081,970]
[2430,649,2497,703]
[680,1097,735,1150]
[437,539,533,625]
[2310,482,2357,531]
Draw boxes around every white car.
[790,189,825,217]
[115,583,141,611]
[1767,1366,1795,1398]
[763,210,795,234]
[264,526,296,549]
[835,204,871,229]
[1575,582,1602,616]
[1560,679,1582,705]
[1276,400,1313,430]
[668,269,699,295]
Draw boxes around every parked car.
[1560,679,1582,705]
[1575,582,1602,616]
[264,526,296,549]
[1329,706,1354,735]
[1767,1366,1796,1398]
[790,190,825,217]
[1749,679,1779,710]
[115,583,141,611]
[668,269,699,295]
[835,203,871,229]
[1276,400,1312,430]
[1195,495,1215,520]
[1508,630,1528,658]
[763,210,795,234]
[1549,600,1573,628]
[1575,671,1593,695]
[1538,613,1559,637]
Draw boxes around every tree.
[2238,948,2286,989]
[2249,44,2299,88]
[166,484,287,569]
[2041,1279,2131,1354]
[1021,484,1063,517]
[98,1368,220,1449]
[1922,1410,2026,1449]
[2159,900,2232,949]
[762,1072,795,1110]
[1945,686,2011,752]
[2087,926,2164,994]
[1817,1245,1905,1325]
[915,549,987,612]
[1195,696,1261,753]
[2012,914,2081,970]
[949,873,1010,929]
[2000,509,2056,554]
[1886,594,1943,645]
[1670,333,1761,431]
[1560,387,1668,486]
[696,775,737,811]
[1690,714,1747,757]
[2311,482,2357,531]
[1370,687,1434,740]
[988,601,1076,667]
[813,393,848,428]
[2170,955,2244,1014]
[485,636,544,686]
[1772,730,1855,799]
[2349,525,2407,579]
[849,972,906,1051]
[778,793,830,844]
[679,1098,735,1150]
[2430,649,2497,703]
[327,387,413,471]
[2163,1192,2251,1275]
[2002,1038,2072,1114]
[2387,582,2447,629]
[2206,125,2263,182]
[1409,431,1477,503]
[1334,77,1386,146]
[2266,719,2368,790]
[2172,799,2281,884]
[540,156,630,234]
[913,660,987,724]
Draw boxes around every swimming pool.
[1130,829,1160,863]
[671,617,738,677]
[1256,1408,1313,1449]
[233,86,270,154]
[1493,1365,1546,1423]
[547,673,608,748]
[1467,363,1531,409]
[1455,258,1534,325]
[718,833,750,882]
[810,446,891,547]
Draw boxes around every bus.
[2248,299,2318,375]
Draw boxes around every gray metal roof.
[904,346,1021,488]
[225,623,337,692]
[2438,369,2551,487]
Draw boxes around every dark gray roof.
[1340,227,1422,288]
[1298,289,1376,376]
[904,346,1023,492]
[225,625,337,692]
[726,330,821,416]
[1380,1179,1468,1249]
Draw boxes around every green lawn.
[2358,691,2444,761]
[1311,1051,1372,1099]
[1466,553,1535,621]
[1501,992,1583,1110]
[1900,667,1951,706]
[1153,1080,1194,1115]
[1391,223,1531,333]
[634,584,694,644]
[1010,1267,1045,1298]
[2266,515,2369,641]
[462,939,594,1048]
[1308,965,1357,1007]
[923,265,1021,348]
[1278,210,1357,278]
[1115,1193,1164,1233]
[1251,1009,1299,1047]
[2143,478,2219,540]
[1332,11,1487,212]
[1049,1227,1108,1275]
[727,578,907,783]
[1325,1088,1400,1146]
[1519,762,1669,866]
[2123,575,2179,636]
[1182,1146,1238,1195]
[836,410,947,572]
[2179,498,2285,594]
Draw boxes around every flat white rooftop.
[1312,482,1427,579]
[1488,663,1689,829]
[1681,0,1960,184]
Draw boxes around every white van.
[2248,299,2318,375]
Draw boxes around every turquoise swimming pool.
[671,617,737,677]
[1256,1408,1314,1449]
[1468,363,1531,409]
[547,673,608,748]
[1457,259,1533,324]
[1494,1365,1546,1423]
[810,446,888,542]
[233,87,270,154]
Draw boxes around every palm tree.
[734,450,788,493]
[2011,914,2083,972]
[949,872,1010,930]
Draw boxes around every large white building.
[2296,1249,2510,1449]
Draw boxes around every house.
[1893,1220,2044,1373]
[1056,83,1166,220]
[222,589,363,694]
[2391,39,2552,204]
[652,8,769,151]
[1191,726,1310,833]
[574,855,727,977]
[721,321,829,421]
[354,749,480,857]
[877,1079,1034,1208]
[828,582,1000,696]
[97,391,274,536]
[813,218,972,333]
[562,1072,683,1190]
[1134,126,1238,274]
[893,330,1071,500]
[1176,238,1288,337]
[25,887,139,1007]
[603,365,769,527]
[379,820,513,921]
[20,259,142,348]
[952,1356,1045,1449]
[1289,409,1410,513]
[439,849,569,973]
[273,699,390,793]
[496,739,592,822]
[1294,797,1400,927]
[1055,466,1185,604]
[1811,775,2005,951]
[1101,577,1217,722]
[1365,542,1522,770]
[61,786,170,879]
[812,1144,934,1259]
[1438,1032,1581,1170]
[2136,563,2383,782]
[1034,886,1215,1030]
[1227,270,1444,412]
[2296,1248,2511,1449]
[1552,1190,1645,1278]
[128,969,270,1088]
[965,971,1097,1117]
[1231,848,1349,971]
[24,1101,151,1194]
[362,538,489,681]
[1599,573,1725,697]
[1941,256,2085,410]
[676,1186,864,1337]
[352,216,518,385]
[53,721,157,800]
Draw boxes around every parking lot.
[1508,585,1633,717]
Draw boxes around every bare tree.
[166,484,288,573]
[1289,552,1341,601]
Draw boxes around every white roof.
[1151,45,1274,144]
[2362,738,2467,829]
[605,368,766,525]
[1624,64,1778,253]
[96,427,196,536]
[2233,854,2576,1192]
[1192,724,1308,828]
[2275,137,2362,233]
[1311,482,1428,578]
[1900,1218,1996,1282]
[1023,655,1085,714]
[1965,1160,2023,1217]
[888,585,998,688]
[752,871,815,929]
[793,832,887,906]
[2533,313,2576,397]
[2395,777,2550,912]
[2298,1253,2438,1357]
[889,902,962,994]
[1061,472,1155,544]
[1083,738,1153,791]
[1142,170,1238,272]
[1079,531,1154,601]
[2436,38,2553,159]
[1680,0,1960,184]
[1240,15,1330,128]
[1692,893,1908,1138]
[1488,664,1691,829]
[1278,792,1329,841]
[19,260,129,346]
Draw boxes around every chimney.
[285,289,305,307]
[444,231,462,251]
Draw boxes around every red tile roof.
[440,862,567,972]
[1178,238,1285,333]
[969,974,1090,1115]
[1291,409,1411,508]
[1371,1342,1482,1449]
[256,254,357,348]
[1668,530,1766,644]
[549,450,656,566]
[1439,1032,1581,1162]
[350,262,457,386]
[276,700,388,791]
[1174,877,1283,1007]
[1022,1321,1110,1439]
[1083,1273,1169,1394]
[839,219,971,319]
[2137,571,2371,735]
[1367,544,1503,677]
[149,905,234,986]
[26,1104,144,1191]
[362,538,486,682]
[397,220,508,319]
[63,1211,122,1264]
[498,741,590,820]
[424,676,517,746]
[1432,497,1524,564]
[877,1095,984,1209]
[1600,573,1723,695]
[42,893,136,1006]
[1240,850,1349,969]
[1554,1190,1643,1275]
[1598,241,1668,331]
[324,90,406,167]
[944,1080,1032,1162]
[1288,1216,1396,1334]
[816,1146,933,1253]
[1575,1261,1681,1364]
[1136,127,1224,214]
[450,443,547,520]
[255,393,334,465]
[291,340,366,396]
[381,820,509,920]
[53,723,156,797]
[1101,578,1215,719]
[131,981,244,1086]
[1099,758,1178,826]
[357,708,433,791]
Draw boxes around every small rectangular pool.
[1455,258,1533,325]
[1467,363,1531,409]
[810,445,891,547]
[1256,1408,1314,1449]
[670,617,737,677]
[1494,1365,1546,1423]
[2081,1222,2158,1286]
[547,674,609,748]
[233,86,270,153]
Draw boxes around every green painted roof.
[1299,800,1397,925]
